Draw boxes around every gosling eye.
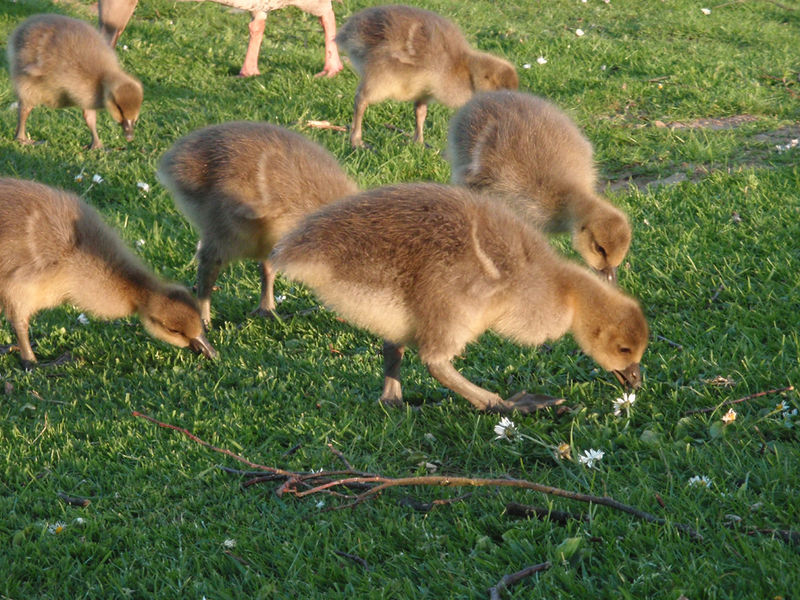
[593,240,607,258]
[619,347,631,355]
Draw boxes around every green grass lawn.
[1,0,799,597]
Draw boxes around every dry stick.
[327,443,354,470]
[135,411,702,539]
[288,476,702,540]
[58,492,91,507]
[684,386,794,415]
[334,550,370,570]
[655,334,683,350]
[488,561,552,600]
[132,411,295,477]
[399,492,474,512]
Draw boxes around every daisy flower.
[612,392,636,417]
[92,174,104,184]
[721,408,737,424]
[578,448,604,468]
[48,521,66,534]
[493,416,518,441]
[536,56,548,65]
[688,475,711,488]
[136,181,150,193]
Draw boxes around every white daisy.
[48,521,66,534]
[701,8,711,15]
[612,392,636,417]
[92,174,104,184]
[578,448,604,468]
[136,181,150,193]
[575,29,585,37]
[536,56,548,65]
[688,475,711,488]
[493,416,517,441]
[77,313,90,325]
[721,408,737,424]
[223,538,236,549]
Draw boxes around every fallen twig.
[31,413,49,445]
[655,334,683,350]
[58,492,91,507]
[224,549,254,568]
[398,492,474,512]
[135,411,703,540]
[304,119,347,132]
[684,385,794,415]
[505,502,588,524]
[334,550,370,569]
[724,522,800,545]
[328,443,354,470]
[488,561,552,600]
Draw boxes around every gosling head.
[139,286,217,359]
[573,296,648,390]
[572,207,632,284]
[104,77,142,142]
[469,53,519,93]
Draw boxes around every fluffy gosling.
[336,4,518,147]
[0,178,216,369]
[7,13,143,149]
[157,121,358,325]
[448,90,632,282]
[272,183,648,414]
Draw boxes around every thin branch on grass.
[217,465,273,477]
[655,334,683,350]
[281,443,302,457]
[328,443,354,470]
[505,502,588,524]
[135,411,703,540]
[724,522,800,545]
[224,549,254,568]
[334,550,370,569]
[398,492,474,512]
[488,561,552,600]
[58,492,91,507]
[684,386,794,415]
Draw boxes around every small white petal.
[575,29,585,37]
[316,500,325,509]
[9,101,19,111]
[537,56,548,65]
[136,181,150,193]
[275,294,287,303]
[701,7,711,15]
[92,174,104,184]
[135,239,146,248]
[77,313,90,325]
[223,538,236,548]
[122,44,129,50]
[523,63,531,69]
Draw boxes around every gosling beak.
[122,119,135,141]
[189,334,217,360]
[598,266,617,284]
[613,362,641,389]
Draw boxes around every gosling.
[271,183,648,414]
[0,178,216,369]
[336,4,518,147]
[448,90,632,283]
[7,14,143,149]
[97,0,138,47]
[157,121,358,325]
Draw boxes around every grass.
[1,0,799,597]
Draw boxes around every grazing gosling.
[336,4,518,147]
[7,14,143,149]
[0,178,216,369]
[271,183,648,414]
[157,121,358,325]
[448,90,632,283]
